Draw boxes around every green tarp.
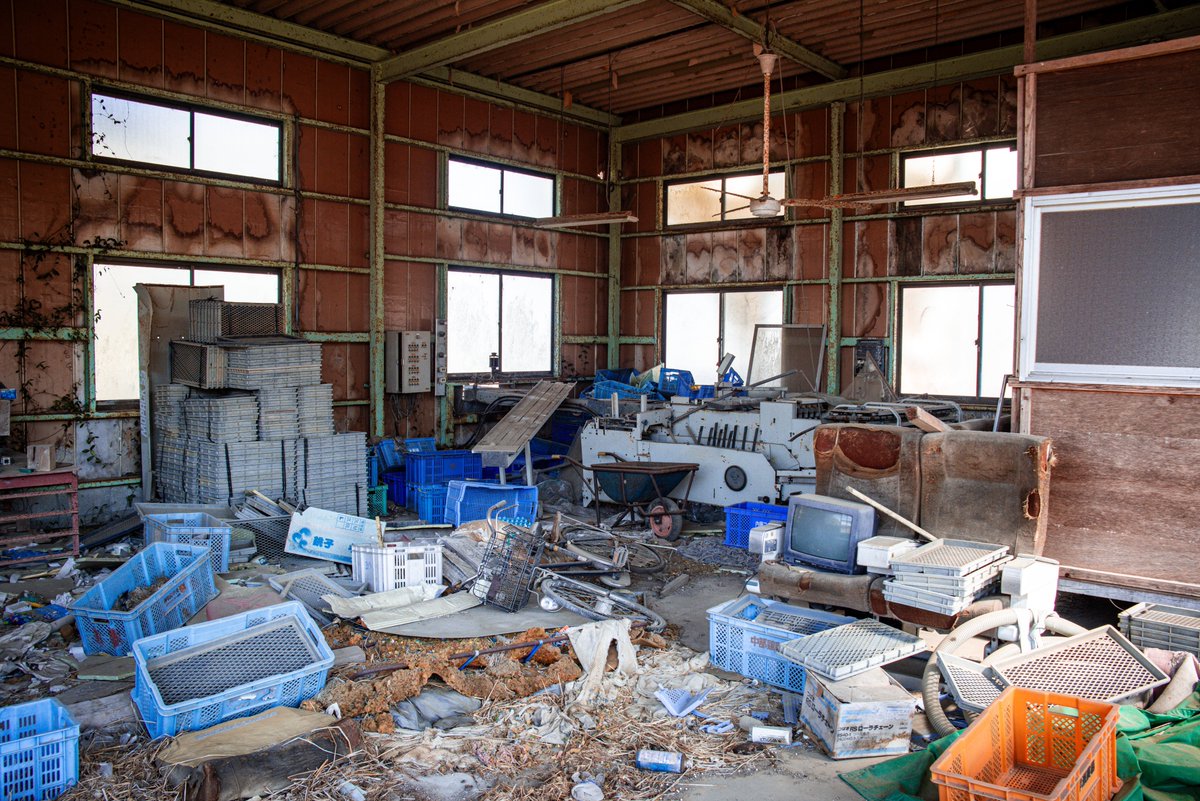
[842,687,1200,801]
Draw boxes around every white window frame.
[1019,183,1200,387]
[89,90,285,184]
[663,288,784,380]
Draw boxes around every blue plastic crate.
[383,469,406,506]
[404,450,483,486]
[413,485,449,524]
[587,379,653,400]
[376,438,403,471]
[595,368,637,384]
[143,512,232,574]
[724,501,788,549]
[132,601,334,739]
[71,542,217,656]
[657,368,696,397]
[0,698,79,801]
[706,596,853,693]
[367,452,380,486]
[403,437,437,453]
[443,481,538,527]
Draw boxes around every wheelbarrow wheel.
[647,497,683,542]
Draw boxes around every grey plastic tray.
[882,581,989,615]
[1120,603,1200,657]
[986,625,1169,703]
[779,619,927,681]
[890,539,1009,577]
[936,652,1005,714]
[886,557,1009,594]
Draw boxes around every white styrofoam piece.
[780,619,927,681]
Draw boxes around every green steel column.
[369,68,387,437]
[826,101,845,394]
[606,137,622,370]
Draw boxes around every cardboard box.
[800,668,915,759]
[286,506,379,565]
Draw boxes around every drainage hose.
[922,608,1087,736]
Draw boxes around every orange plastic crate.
[930,687,1120,801]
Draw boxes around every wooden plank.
[1016,33,1200,75]
[905,406,949,433]
[1015,173,1200,198]
[1013,381,1200,397]
[473,381,573,453]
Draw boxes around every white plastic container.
[856,536,920,574]
[351,542,443,592]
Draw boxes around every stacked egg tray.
[882,539,1011,615]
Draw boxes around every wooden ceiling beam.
[375,0,650,83]
[666,0,846,79]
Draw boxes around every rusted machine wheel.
[646,497,683,542]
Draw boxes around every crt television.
[781,494,877,574]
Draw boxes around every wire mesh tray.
[885,557,1009,594]
[882,580,994,615]
[779,618,927,681]
[1119,602,1200,656]
[281,571,362,626]
[890,539,1010,577]
[936,652,1006,714]
[986,625,1169,703]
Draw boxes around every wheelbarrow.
[562,454,699,541]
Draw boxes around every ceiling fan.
[713,45,977,216]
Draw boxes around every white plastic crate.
[351,542,442,592]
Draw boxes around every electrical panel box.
[433,319,447,397]
[385,331,431,394]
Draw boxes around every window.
[901,144,1017,207]
[666,170,786,225]
[446,269,553,375]
[899,283,1015,398]
[93,263,280,401]
[663,289,783,381]
[1020,184,1200,387]
[447,157,554,218]
[91,92,282,182]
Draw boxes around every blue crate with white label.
[132,601,334,738]
[443,481,538,526]
[143,512,232,574]
[71,542,217,656]
[707,596,853,694]
[0,698,79,801]
[724,501,788,549]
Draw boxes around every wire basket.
[471,521,545,613]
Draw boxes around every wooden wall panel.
[1025,386,1200,592]
[1033,49,1200,187]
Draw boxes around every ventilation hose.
[922,608,1087,737]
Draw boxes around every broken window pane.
[92,95,190,169]
[666,180,722,225]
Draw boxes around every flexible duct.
[921,608,1087,736]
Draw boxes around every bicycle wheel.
[564,534,665,574]
[541,578,666,632]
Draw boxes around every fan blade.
[699,185,760,202]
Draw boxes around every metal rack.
[0,470,80,567]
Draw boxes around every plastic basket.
[930,687,1120,801]
[658,368,696,397]
[0,698,80,801]
[403,437,437,453]
[131,601,334,739]
[383,470,407,506]
[71,542,217,656]
[443,481,539,527]
[707,596,852,693]
[404,450,483,486]
[413,485,449,524]
[351,542,443,592]
[587,379,654,400]
[143,513,232,574]
[368,484,388,518]
[724,502,788,549]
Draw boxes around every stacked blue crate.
[403,450,483,524]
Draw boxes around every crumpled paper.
[0,621,52,676]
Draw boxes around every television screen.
[789,505,856,562]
